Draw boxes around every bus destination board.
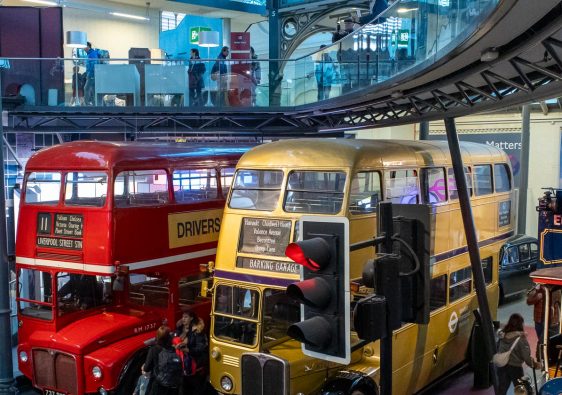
[236,257,300,274]
[37,237,83,250]
[54,213,84,237]
[239,217,292,257]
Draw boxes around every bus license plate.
[44,389,67,395]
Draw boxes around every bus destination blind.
[36,213,83,250]
[238,217,292,257]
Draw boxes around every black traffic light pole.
[444,118,498,393]
[349,202,395,395]
[379,202,394,395]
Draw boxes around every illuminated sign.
[190,27,211,44]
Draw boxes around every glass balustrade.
[0,0,498,111]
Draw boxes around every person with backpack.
[144,326,183,395]
[188,49,206,107]
[496,313,541,395]
[83,41,100,105]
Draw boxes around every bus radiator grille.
[241,353,288,395]
[33,348,78,395]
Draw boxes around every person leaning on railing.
[211,46,230,106]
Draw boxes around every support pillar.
[268,0,281,106]
[518,105,531,234]
[444,117,497,393]
[0,69,17,395]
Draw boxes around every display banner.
[168,209,223,248]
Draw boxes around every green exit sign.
[398,29,409,47]
[190,27,211,44]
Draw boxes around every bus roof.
[530,267,562,286]
[236,139,508,169]
[25,141,250,171]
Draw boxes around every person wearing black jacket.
[144,326,181,395]
[182,318,209,395]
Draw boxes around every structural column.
[444,117,497,388]
[0,70,16,395]
[518,105,531,234]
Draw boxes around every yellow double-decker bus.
[209,139,515,395]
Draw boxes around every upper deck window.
[284,171,346,214]
[64,172,108,207]
[229,169,283,211]
[173,169,219,203]
[25,172,61,205]
[114,170,169,207]
[474,165,493,196]
[494,164,512,193]
[221,167,236,197]
[385,170,419,204]
[421,168,447,204]
[448,167,473,199]
[349,171,381,214]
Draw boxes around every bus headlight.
[98,387,108,395]
[19,351,28,363]
[92,366,103,379]
[220,375,233,392]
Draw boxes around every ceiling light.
[23,0,58,5]
[397,7,418,13]
[109,12,149,21]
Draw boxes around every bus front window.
[18,268,53,320]
[229,169,283,211]
[56,272,111,315]
[214,285,259,346]
[284,171,346,214]
[25,172,61,205]
[262,289,300,345]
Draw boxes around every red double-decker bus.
[15,141,247,395]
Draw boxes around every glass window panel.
[64,172,108,207]
[507,246,519,264]
[129,274,169,308]
[178,273,209,306]
[56,272,110,315]
[449,267,472,302]
[519,243,530,261]
[25,172,61,205]
[221,167,236,197]
[421,168,447,203]
[284,171,346,214]
[530,243,539,259]
[172,168,218,203]
[18,268,53,320]
[384,169,419,204]
[474,165,493,196]
[494,163,512,193]
[349,171,382,214]
[447,167,472,199]
[262,288,300,345]
[430,274,447,311]
[482,257,493,285]
[114,170,169,207]
[213,284,259,346]
[229,169,284,211]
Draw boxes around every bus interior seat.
[230,196,255,209]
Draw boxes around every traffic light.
[285,216,350,365]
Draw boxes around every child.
[133,365,150,395]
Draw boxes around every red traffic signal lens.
[285,237,331,271]
[286,242,321,270]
